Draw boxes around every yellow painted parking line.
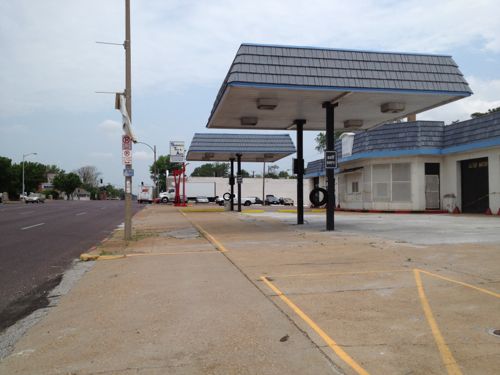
[277,209,297,213]
[414,269,463,375]
[260,276,370,375]
[180,208,224,213]
[126,250,218,257]
[417,269,500,299]
[179,210,228,252]
[277,269,410,278]
[243,209,265,213]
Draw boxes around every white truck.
[137,185,154,204]
[159,182,216,203]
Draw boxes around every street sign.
[236,175,243,184]
[325,150,338,169]
[123,168,134,177]
[170,141,185,163]
[122,135,132,150]
[122,149,132,165]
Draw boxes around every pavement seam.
[178,209,346,375]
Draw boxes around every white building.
[305,112,500,214]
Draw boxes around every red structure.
[173,164,186,207]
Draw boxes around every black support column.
[294,119,306,225]
[229,158,235,211]
[322,101,338,231]
[236,153,242,212]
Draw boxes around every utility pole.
[124,0,132,240]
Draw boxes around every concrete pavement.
[1,205,499,374]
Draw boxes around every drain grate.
[488,329,500,337]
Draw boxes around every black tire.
[244,201,251,206]
[161,197,168,203]
[309,188,328,207]
[223,192,233,201]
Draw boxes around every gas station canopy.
[207,43,472,131]
[186,133,296,162]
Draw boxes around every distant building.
[39,172,57,191]
[305,112,500,214]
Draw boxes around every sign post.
[170,141,186,205]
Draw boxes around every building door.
[425,163,440,210]
[460,157,489,213]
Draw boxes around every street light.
[134,141,157,198]
[22,152,37,199]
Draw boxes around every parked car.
[195,196,209,203]
[241,197,260,206]
[265,194,280,205]
[25,193,45,203]
[280,197,294,206]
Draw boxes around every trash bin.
[224,200,231,211]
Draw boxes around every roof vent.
[344,120,363,129]
[240,117,258,126]
[257,98,278,110]
[381,102,405,113]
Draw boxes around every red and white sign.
[122,149,132,165]
[122,135,132,151]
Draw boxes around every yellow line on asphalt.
[243,209,265,213]
[277,269,410,278]
[179,210,228,252]
[260,276,370,375]
[413,269,463,375]
[417,269,500,299]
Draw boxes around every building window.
[373,164,391,201]
[391,163,411,201]
[351,181,359,193]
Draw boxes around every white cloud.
[1,0,499,117]
[89,152,113,159]
[422,77,500,123]
[98,119,122,137]
[133,150,153,161]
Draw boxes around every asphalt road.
[0,200,142,331]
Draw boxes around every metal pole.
[124,0,132,240]
[153,145,157,199]
[230,158,235,211]
[262,161,266,204]
[295,120,306,225]
[236,154,242,212]
[22,155,25,199]
[322,101,338,231]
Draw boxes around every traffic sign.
[123,168,134,177]
[122,149,132,165]
[236,175,243,184]
[122,135,132,151]
[325,150,338,169]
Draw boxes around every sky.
[1,0,499,188]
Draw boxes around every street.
[0,200,142,331]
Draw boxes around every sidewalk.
[0,206,337,375]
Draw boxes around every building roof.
[305,112,500,176]
[186,133,296,162]
[207,43,472,131]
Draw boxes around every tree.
[53,172,81,199]
[240,169,250,178]
[76,166,101,190]
[0,156,12,193]
[314,130,344,153]
[21,162,47,195]
[191,163,229,177]
[471,106,500,119]
[150,155,181,192]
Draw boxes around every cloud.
[98,119,122,137]
[1,0,499,117]
[89,152,114,159]
[422,77,500,123]
[133,150,153,161]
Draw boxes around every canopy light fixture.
[257,98,278,110]
[240,117,258,126]
[344,120,363,129]
[381,102,405,113]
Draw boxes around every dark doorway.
[425,163,440,210]
[460,157,489,213]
